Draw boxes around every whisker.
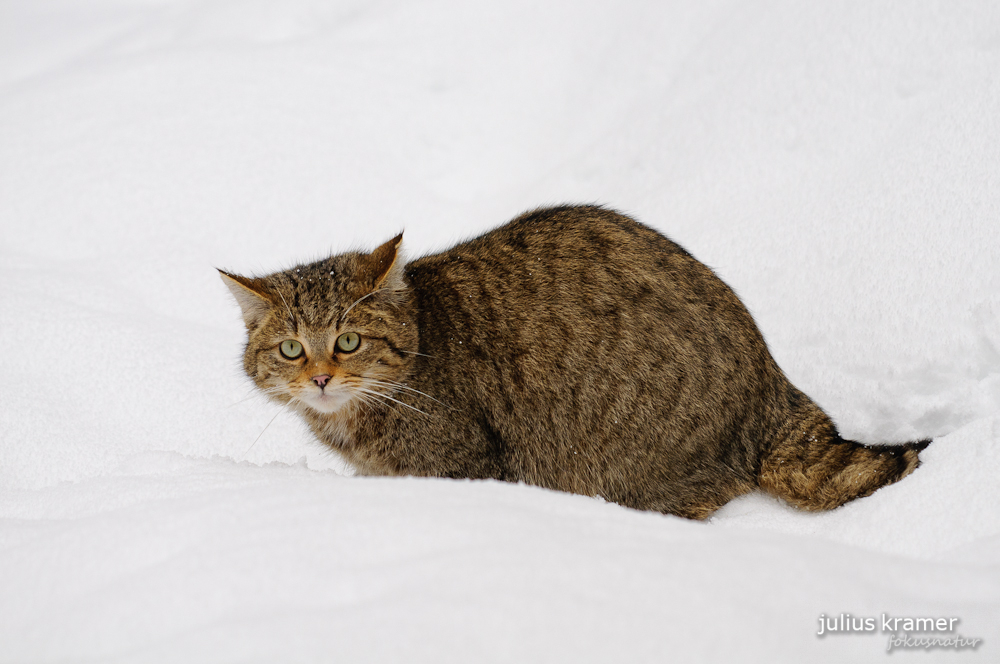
[353,391,397,418]
[363,378,453,409]
[275,289,296,327]
[227,393,264,408]
[353,392,386,414]
[399,350,435,358]
[353,396,375,413]
[353,387,430,417]
[242,409,282,459]
[339,288,392,323]
[350,387,393,409]
[226,385,286,408]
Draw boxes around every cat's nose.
[312,374,331,388]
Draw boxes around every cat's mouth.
[301,389,353,414]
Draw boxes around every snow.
[1,1,998,661]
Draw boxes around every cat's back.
[401,206,786,515]
[412,204,691,279]
[406,205,762,352]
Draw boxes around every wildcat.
[221,205,928,519]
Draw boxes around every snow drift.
[1,1,998,661]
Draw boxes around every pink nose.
[312,374,331,388]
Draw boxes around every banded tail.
[759,398,930,511]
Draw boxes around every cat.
[220,205,928,519]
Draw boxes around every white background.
[1,1,998,661]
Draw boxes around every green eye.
[279,339,303,359]
[336,332,360,353]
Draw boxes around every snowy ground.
[2,1,999,661]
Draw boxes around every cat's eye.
[336,332,360,353]
[279,339,304,359]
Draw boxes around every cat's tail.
[758,400,929,511]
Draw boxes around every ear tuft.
[367,232,405,291]
[218,269,274,329]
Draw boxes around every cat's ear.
[218,270,273,329]
[366,233,405,291]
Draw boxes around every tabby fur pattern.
[221,205,928,519]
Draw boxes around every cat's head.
[220,234,417,416]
